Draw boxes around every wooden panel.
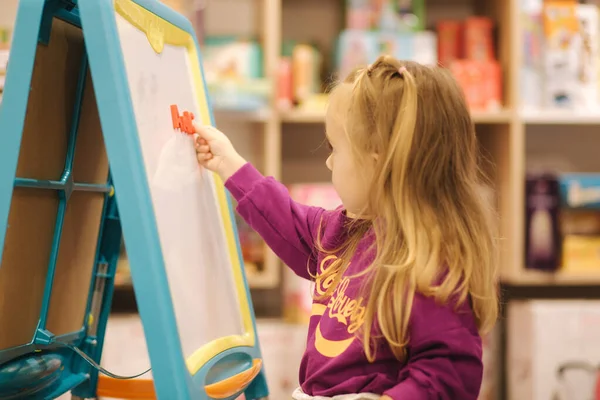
[473,0,514,108]
[477,124,515,273]
[72,70,109,184]
[15,18,84,180]
[0,17,86,349]
[526,125,600,173]
[0,189,58,348]
[0,16,108,347]
[46,191,105,336]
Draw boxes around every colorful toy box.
[542,1,599,110]
[336,29,437,78]
[346,0,426,32]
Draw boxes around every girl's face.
[325,93,374,217]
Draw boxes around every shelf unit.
[1,0,596,289]
[203,0,515,288]
[195,0,600,289]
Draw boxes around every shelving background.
[188,0,600,290]
[0,0,597,290]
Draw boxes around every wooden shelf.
[521,110,600,125]
[502,270,600,286]
[214,106,600,126]
[280,109,326,123]
[279,108,514,124]
[198,0,600,292]
[213,108,273,123]
[471,109,514,124]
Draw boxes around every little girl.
[194,56,499,400]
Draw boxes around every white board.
[115,13,244,359]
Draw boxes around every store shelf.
[502,269,600,286]
[521,110,600,125]
[280,109,326,123]
[280,108,514,124]
[213,107,273,122]
[471,109,514,124]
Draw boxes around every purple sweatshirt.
[225,163,483,400]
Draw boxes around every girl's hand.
[193,121,246,180]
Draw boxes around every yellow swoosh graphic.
[311,303,355,358]
[312,303,327,316]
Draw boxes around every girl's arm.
[382,295,484,400]
[194,123,325,279]
[225,163,325,279]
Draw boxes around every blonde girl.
[194,55,499,400]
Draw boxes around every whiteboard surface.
[115,13,244,359]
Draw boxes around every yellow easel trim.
[115,0,189,53]
[114,0,255,376]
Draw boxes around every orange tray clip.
[97,358,263,400]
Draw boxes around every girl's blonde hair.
[317,55,499,362]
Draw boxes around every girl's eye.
[326,140,333,151]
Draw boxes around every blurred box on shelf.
[463,17,495,62]
[437,20,462,66]
[277,41,323,110]
[525,172,600,274]
[520,1,544,111]
[277,57,293,110]
[559,173,600,210]
[345,0,426,32]
[437,17,495,66]
[204,37,263,81]
[207,79,272,111]
[450,60,502,111]
[540,1,599,110]
[335,29,437,79]
[561,235,600,273]
[507,300,600,400]
[292,44,322,106]
[436,16,501,111]
[525,173,562,272]
[336,30,377,78]
[561,209,600,273]
[203,36,271,111]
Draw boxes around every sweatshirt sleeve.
[383,295,484,400]
[224,163,325,279]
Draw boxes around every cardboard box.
[508,300,600,400]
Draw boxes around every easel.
[0,1,269,399]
